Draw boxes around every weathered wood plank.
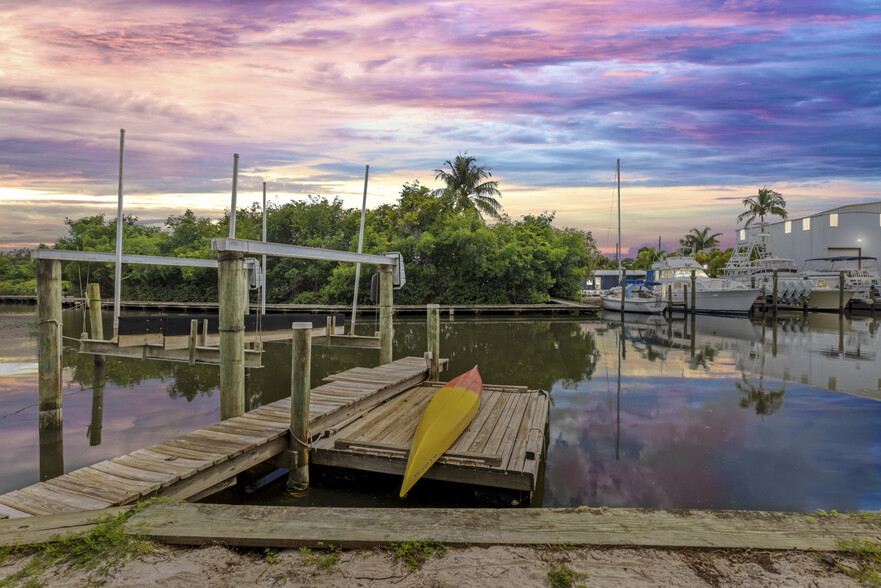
[127,504,881,551]
[332,439,502,466]
[0,507,131,546]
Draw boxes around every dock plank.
[127,503,881,551]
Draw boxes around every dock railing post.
[690,270,696,315]
[288,322,312,491]
[379,264,394,364]
[37,258,63,429]
[86,283,105,366]
[427,304,440,380]
[219,251,245,420]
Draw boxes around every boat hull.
[601,295,666,314]
[400,366,482,497]
[668,288,760,314]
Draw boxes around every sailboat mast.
[617,159,621,273]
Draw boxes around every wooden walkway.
[0,357,438,520]
[312,382,549,494]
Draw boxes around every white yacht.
[650,256,760,314]
[802,257,876,306]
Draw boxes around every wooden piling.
[288,322,312,491]
[690,270,696,314]
[683,284,689,314]
[379,264,394,365]
[666,285,672,318]
[188,319,199,366]
[620,268,627,313]
[839,270,845,315]
[86,283,105,366]
[427,304,440,380]
[89,362,105,447]
[37,259,62,429]
[218,251,245,420]
[326,316,332,346]
[772,270,779,315]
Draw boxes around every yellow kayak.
[399,365,482,497]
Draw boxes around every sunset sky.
[1,0,879,255]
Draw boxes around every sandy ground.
[1,543,862,587]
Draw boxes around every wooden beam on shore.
[0,507,132,545]
[124,503,881,551]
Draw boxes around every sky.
[0,0,879,255]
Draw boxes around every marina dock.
[0,356,548,519]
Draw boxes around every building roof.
[749,200,881,228]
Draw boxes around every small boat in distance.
[400,366,483,497]
[601,279,667,314]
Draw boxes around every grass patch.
[836,540,881,587]
[389,539,450,571]
[0,499,164,587]
[546,561,589,588]
[299,544,340,572]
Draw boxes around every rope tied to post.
[218,326,245,333]
[37,319,63,327]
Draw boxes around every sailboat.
[600,160,667,315]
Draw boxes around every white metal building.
[739,201,881,266]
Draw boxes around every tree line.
[0,154,598,304]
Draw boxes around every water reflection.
[2,305,880,512]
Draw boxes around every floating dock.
[0,357,548,519]
[312,382,548,494]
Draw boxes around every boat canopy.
[805,256,878,262]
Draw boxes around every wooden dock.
[0,356,548,519]
[0,357,441,519]
[312,382,548,494]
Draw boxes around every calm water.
[1,304,879,512]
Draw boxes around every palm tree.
[433,152,502,220]
[679,227,722,254]
[737,186,788,227]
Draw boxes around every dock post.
[326,315,332,346]
[666,285,672,318]
[772,270,779,315]
[89,361,105,446]
[288,322,312,491]
[379,264,394,364]
[620,268,627,313]
[37,258,63,429]
[839,270,845,315]
[690,270,696,315]
[86,283,105,366]
[188,319,198,365]
[219,251,245,420]
[683,284,689,314]
[427,304,440,380]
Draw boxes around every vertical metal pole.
[87,283,105,366]
[113,129,125,337]
[261,181,267,316]
[616,159,621,274]
[379,264,394,364]
[427,304,440,380]
[218,251,245,420]
[288,322,312,491]
[37,258,63,429]
[351,165,370,335]
[229,153,239,239]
